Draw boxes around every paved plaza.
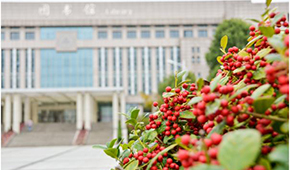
[1,146,117,170]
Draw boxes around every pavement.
[1,145,118,170]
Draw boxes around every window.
[98,31,107,39]
[127,31,136,39]
[198,30,208,37]
[155,30,165,38]
[170,30,179,38]
[192,56,195,63]
[141,31,150,38]
[184,30,193,37]
[25,32,35,40]
[40,27,93,40]
[198,72,201,78]
[10,32,20,40]
[197,56,200,63]
[197,47,200,53]
[192,47,195,53]
[113,31,122,39]
[1,32,4,40]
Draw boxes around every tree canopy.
[206,19,250,80]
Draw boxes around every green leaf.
[277,107,288,118]
[220,35,228,51]
[207,121,226,138]
[177,70,187,80]
[217,56,223,64]
[268,145,289,168]
[256,48,272,58]
[218,129,261,170]
[274,95,287,104]
[266,0,272,7]
[280,122,289,133]
[163,135,173,143]
[144,129,158,142]
[238,50,250,57]
[126,119,137,126]
[190,164,224,170]
[251,84,271,100]
[92,144,107,150]
[229,84,258,100]
[271,13,284,27]
[157,121,166,134]
[187,96,203,106]
[253,68,266,80]
[120,149,130,160]
[233,66,245,74]
[104,148,118,159]
[246,35,263,48]
[146,144,177,170]
[108,138,118,148]
[206,99,221,115]
[265,54,282,62]
[130,108,139,119]
[253,96,275,113]
[210,74,222,92]
[268,35,285,53]
[125,160,138,170]
[219,76,229,85]
[119,113,130,119]
[247,18,261,23]
[180,110,195,119]
[259,26,275,37]
[163,92,176,98]
[258,158,272,170]
[196,78,204,91]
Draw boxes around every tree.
[158,72,196,97]
[206,19,250,80]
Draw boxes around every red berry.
[208,148,218,158]
[153,102,158,107]
[253,165,266,170]
[123,157,129,164]
[197,115,207,123]
[249,25,255,31]
[166,158,173,164]
[181,135,190,146]
[182,83,188,89]
[210,133,222,145]
[143,148,149,153]
[202,86,211,94]
[165,86,172,92]
[143,157,149,163]
[275,28,280,34]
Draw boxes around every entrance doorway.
[38,109,76,123]
[98,103,112,122]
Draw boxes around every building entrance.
[38,109,76,123]
[98,103,112,122]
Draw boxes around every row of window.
[1,28,211,41]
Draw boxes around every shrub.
[94,2,289,170]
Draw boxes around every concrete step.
[86,122,113,145]
[6,123,76,147]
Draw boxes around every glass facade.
[1,32,4,40]
[25,49,35,88]
[142,48,152,94]
[155,30,165,38]
[141,31,150,38]
[127,31,136,39]
[113,48,123,87]
[128,47,137,95]
[113,31,122,39]
[184,30,193,37]
[156,47,166,84]
[41,49,93,88]
[98,48,108,87]
[198,30,208,37]
[25,32,35,40]
[10,32,20,40]
[40,27,93,40]
[98,31,107,39]
[170,30,179,38]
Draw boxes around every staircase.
[86,122,113,145]
[6,123,76,147]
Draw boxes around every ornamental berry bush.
[94,2,289,170]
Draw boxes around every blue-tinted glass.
[170,30,179,38]
[1,50,4,88]
[192,57,195,63]
[40,27,93,40]
[198,30,208,37]
[25,32,35,40]
[141,31,150,38]
[113,31,122,39]
[10,32,19,40]
[184,30,193,37]
[127,31,136,39]
[1,32,5,40]
[197,56,200,63]
[155,30,164,38]
[98,31,107,39]
[40,49,93,88]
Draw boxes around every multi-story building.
[1,1,288,141]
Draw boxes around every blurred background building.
[1,1,289,146]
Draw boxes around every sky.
[1,0,289,2]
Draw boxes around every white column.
[130,47,135,95]
[31,101,38,124]
[12,48,17,89]
[112,92,119,139]
[101,47,106,87]
[19,50,25,88]
[120,93,128,142]
[76,93,83,130]
[4,49,11,89]
[158,46,164,82]
[4,95,11,132]
[115,47,120,87]
[173,46,178,73]
[84,93,91,130]
[144,47,149,95]
[13,94,21,133]
[24,97,31,123]
[27,48,32,88]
